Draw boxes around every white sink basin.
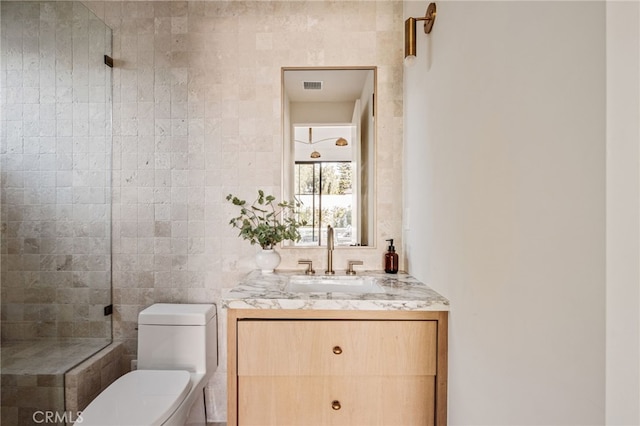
[285,275,385,294]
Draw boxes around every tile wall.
[64,342,127,414]
[0,1,112,340]
[0,372,65,425]
[0,338,118,425]
[88,1,404,421]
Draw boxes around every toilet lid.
[79,370,192,426]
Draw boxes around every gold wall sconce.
[405,2,437,67]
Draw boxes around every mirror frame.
[281,66,377,249]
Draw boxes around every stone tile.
[2,1,404,423]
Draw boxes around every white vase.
[255,248,281,274]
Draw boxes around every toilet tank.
[137,304,217,376]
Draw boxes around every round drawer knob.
[332,346,342,355]
[332,400,341,410]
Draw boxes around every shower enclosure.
[1,2,112,424]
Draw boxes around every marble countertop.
[221,270,450,311]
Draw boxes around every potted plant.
[226,190,306,273]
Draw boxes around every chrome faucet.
[325,225,335,275]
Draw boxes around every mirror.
[282,67,376,247]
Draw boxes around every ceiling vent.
[303,81,323,90]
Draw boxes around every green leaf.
[225,189,306,248]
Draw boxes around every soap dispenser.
[384,239,399,274]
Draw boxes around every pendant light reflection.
[296,127,349,159]
[308,128,320,159]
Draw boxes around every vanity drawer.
[237,320,437,376]
[238,375,435,426]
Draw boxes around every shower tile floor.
[1,338,111,374]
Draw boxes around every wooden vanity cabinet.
[227,309,448,426]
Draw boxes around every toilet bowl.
[78,304,217,426]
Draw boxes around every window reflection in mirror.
[282,67,376,248]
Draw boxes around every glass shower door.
[1,2,113,424]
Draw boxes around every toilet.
[78,303,218,426]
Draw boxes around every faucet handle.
[346,260,363,275]
[298,260,316,275]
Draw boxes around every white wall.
[404,2,606,424]
[605,2,640,424]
